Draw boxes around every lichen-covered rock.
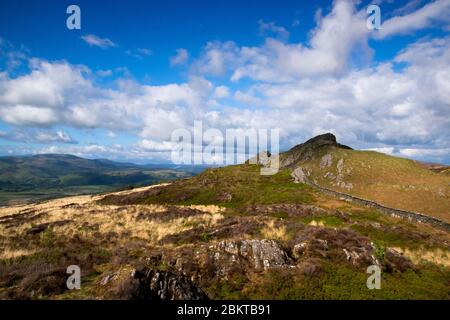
[337,158,344,174]
[336,181,354,190]
[248,151,271,167]
[291,167,308,183]
[210,239,292,275]
[320,154,333,169]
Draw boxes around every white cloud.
[213,85,230,99]
[97,69,113,77]
[196,1,370,82]
[137,48,152,56]
[0,105,58,126]
[19,143,173,163]
[137,139,179,152]
[35,131,76,143]
[367,147,395,155]
[399,147,450,158]
[0,129,76,144]
[258,20,290,40]
[233,90,261,105]
[170,48,189,66]
[126,48,152,59]
[0,59,91,110]
[81,34,117,49]
[0,57,206,138]
[192,41,239,76]
[375,0,450,39]
[2,38,448,162]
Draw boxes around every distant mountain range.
[0,154,205,205]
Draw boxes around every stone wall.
[306,181,450,232]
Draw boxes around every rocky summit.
[279,133,352,168]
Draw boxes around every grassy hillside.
[293,147,450,222]
[101,164,318,208]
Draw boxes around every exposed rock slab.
[210,239,292,275]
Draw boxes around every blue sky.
[0,0,449,164]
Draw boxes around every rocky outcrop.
[280,133,352,168]
[320,157,354,190]
[117,268,209,300]
[291,167,308,183]
[247,151,271,166]
[209,239,292,275]
[320,154,333,169]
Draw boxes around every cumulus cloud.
[137,139,179,152]
[192,41,239,76]
[258,20,290,40]
[0,129,76,144]
[0,105,58,126]
[399,147,450,158]
[235,36,450,148]
[0,59,93,127]
[35,131,76,144]
[170,48,189,66]
[81,34,117,49]
[195,0,370,82]
[233,90,261,105]
[0,57,210,137]
[213,85,230,99]
[0,38,29,71]
[19,143,173,163]
[367,147,395,155]
[375,0,450,39]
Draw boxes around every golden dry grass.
[0,184,226,257]
[0,248,37,260]
[393,247,450,267]
[305,149,450,222]
[260,220,289,241]
[308,220,325,227]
